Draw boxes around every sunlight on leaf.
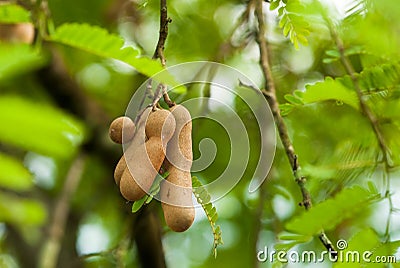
[0,153,32,191]
[0,44,46,81]
[0,3,31,23]
[0,96,86,158]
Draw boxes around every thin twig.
[162,84,175,107]
[327,19,394,242]
[151,83,164,109]
[38,154,86,268]
[253,0,336,255]
[152,0,171,66]
[152,0,175,108]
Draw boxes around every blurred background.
[0,0,399,267]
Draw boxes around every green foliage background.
[0,0,399,267]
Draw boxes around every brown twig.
[134,205,167,268]
[152,0,171,66]
[38,154,86,268]
[253,0,336,255]
[152,0,175,108]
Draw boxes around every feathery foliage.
[48,23,179,86]
[269,0,310,48]
[192,176,223,258]
[285,185,381,236]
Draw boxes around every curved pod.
[161,105,195,232]
[120,109,175,201]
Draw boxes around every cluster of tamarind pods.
[109,105,195,232]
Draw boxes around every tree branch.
[152,0,175,108]
[327,19,394,242]
[38,154,86,268]
[253,0,336,255]
[152,0,170,66]
[134,206,166,268]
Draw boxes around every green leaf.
[285,186,380,236]
[308,141,378,189]
[149,172,168,196]
[334,229,400,268]
[302,164,336,180]
[285,1,304,12]
[48,23,180,87]
[270,0,280,11]
[367,181,378,195]
[297,34,308,46]
[276,1,310,48]
[359,63,400,92]
[279,103,294,116]
[279,13,288,28]
[131,172,168,213]
[302,77,359,110]
[0,4,31,23]
[0,96,86,158]
[0,153,32,191]
[334,228,380,268]
[366,240,400,267]
[279,233,312,241]
[278,6,285,16]
[284,94,303,105]
[323,57,338,64]
[325,49,341,58]
[0,44,46,81]
[283,22,291,37]
[0,193,47,226]
[131,196,147,213]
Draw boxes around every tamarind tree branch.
[253,0,336,254]
[134,206,167,268]
[38,154,86,268]
[152,0,175,108]
[152,0,170,66]
[327,19,394,242]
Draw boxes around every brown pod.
[119,109,175,201]
[113,109,150,186]
[161,105,195,232]
[114,155,126,186]
[109,116,135,144]
[0,23,35,44]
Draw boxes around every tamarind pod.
[109,116,135,144]
[161,167,195,232]
[161,105,195,232]
[113,108,150,186]
[114,155,126,186]
[120,109,175,201]
[0,23,35,44]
